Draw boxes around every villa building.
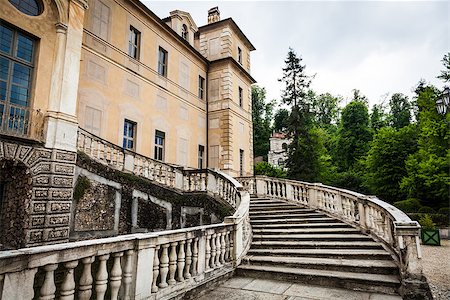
[268,132,290,169]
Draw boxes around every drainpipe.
[205,63,209,169]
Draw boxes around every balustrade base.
[399,275,433,300]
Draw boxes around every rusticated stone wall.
[0,138,76,248]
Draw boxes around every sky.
[145,0,449,109]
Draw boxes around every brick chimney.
[208,7,220,24]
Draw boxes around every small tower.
[207,7,220,24]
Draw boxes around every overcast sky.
[145,0,449,109]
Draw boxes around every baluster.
[168,242,177,285]
[184,239,192,279]
[215,233,222,267]
[225,231,230,261]
[177,241,186,281]
[159,244,169,288]
[79,256,95,300]
[220,233,226,264]
[39,264,58,300]
[123,250,133,299]
[110,252,123,300]
[192,237,199,276]
[60,260,78,300]
[95,254,110,300]
[205,234,211,270]
[210,233,217,269]
[151,246,160,293]
[229,231,234,262]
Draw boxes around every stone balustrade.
[0,105,44,142]
[0,192,251,300]
[77,128,241,209]
[237,175,423,285]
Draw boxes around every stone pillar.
[134,238,155,299]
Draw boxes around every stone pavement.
[197,276,402,300]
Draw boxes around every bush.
[419,214,436,230]
[418,206,436,214]
[254,162,286,178]
[409,213,449,227]
[393,198,422,213]
[438,207,449,216]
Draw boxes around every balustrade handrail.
[0,105,45,142]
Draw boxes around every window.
[85,106,101,136]
[238,87,243,107]
[209,145,219,168]
[9,0,42,16]
[181,24,188,40]
[278,158,285,167]
[123,119,136,150]
[282,143,288,150]
[154,130,165,161]
[238,47,242,64]
[198,145,205,169]
[198,76,205,99]
[158,47,168,77]
[128,26,140,60]
[92,0,110,40]
[239,149,244,176]
[0,23,35,135]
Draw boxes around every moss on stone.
[73,175,91,201]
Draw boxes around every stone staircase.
[236,197,402,295]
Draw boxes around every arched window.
[181,24,188,40]
[278,158,284,166]
[9,0,42,16]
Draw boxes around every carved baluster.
[226,231,231,261]
[220,233,226,264]
[79,256,95,300]
[60,260,78,300]
[110,252,123,300]
[177,241,186,281]
[229,231,234,262]
[184,239,192,278]
[159,244,169,288]
[192,238,199,276]
[215,233,222,267]
[210,233,216,269]
[205,234,211,270]
[39,264,58,300]
[123,250,134,299]
[151,246,160,293]
[95,254,110,300]
[168,242,177,285]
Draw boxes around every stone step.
[252,227,360,234]
[250,199,288,203]
[250,240,384,249]
[249,203,302,209]
[251,222,352,229]
[247,248,393,260]
[249,213,325,219]
[249,208,315,214]
[252,233,372,241]
[236,264,400,295]
[250,217,336,224]
[242,255,398,275]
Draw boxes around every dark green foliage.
[418,206,436,214]
[370,104,387,132]
[254,162,286,178]
[273,108,290,133]
[389,93,411,129]
[418,214,436,230]
[74,175,91,201]
[252,85,275,158]
[437,52,450,82]
[365,125,418,203]
[393,198,422,213]
[313,93,341,127]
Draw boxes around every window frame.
[158,46,168,77]
[238,86,243,107]
[181,24,188,40]
[8,0,43,16]
[198,75,205,99]
[128,26,140,60]
[238,47,242,64]
[198,145,205,169]
[239,149,244,176]
[154,130,165,161]
[123,119,136,150]
[91,0,110,41]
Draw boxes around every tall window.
[0,23,35,135]
[158,47,168,77]
[238,47,242,64]
[181,24,188,40]
[239,149,244,176]
[128,26,140,60]
[92,0,110,40]
[85,106,102,136]
[238,86,243,107]
[198,76,205,99]
[123,119,136,150]
[209,145,219,168]
[198,145,205,169]
[154,130,165,161]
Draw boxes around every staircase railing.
[237,176,423,285]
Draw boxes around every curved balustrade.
[237,175,423,283]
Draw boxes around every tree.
[313,93,341,127]
[254,161,286,178]
[365,125,418,203]
[370,104,387,132]
[437,52,450,82]
[251,85,274,158]
[335,100,372,171]
[389,93,411,129]
[273,108,290,133]
[351,89,369,106]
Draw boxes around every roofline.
[210,57,257,84]
[128,0,209,64]
[197,18,256,51]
